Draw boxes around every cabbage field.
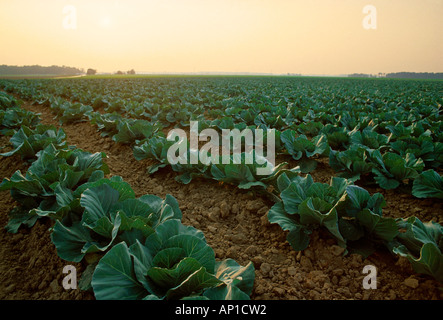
[0,76,441,300]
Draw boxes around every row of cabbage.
[0,91,255,300]
[1,78,441,197]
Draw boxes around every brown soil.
[0,102,441,300]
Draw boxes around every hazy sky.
[0,0,442,74]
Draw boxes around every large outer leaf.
[342,185,371,217]
[80,183,120,229]
[53,214,121,263]
[373,174,400,190]
[391,217,443,281]
[112,198,155,219]
[412,170,443,199]
[404,243,442,282]
[355,209,398,242]
[268,202,299,231]
[299,198,346,247]
[74,151,109,175]
[146,258,200,294]
[280,175,314,214]
[164,234,216,273]
[280,129,303,160]
[0,127,33,158]
[51,220,93,262]
[4,208,39,234]
[92,242,147,300]
[267,201,311,251]
[395,217,442,255]
[0,170,45,195]
[129,240,154,292]
[393,242,443,282]
[74,176,135,200]
[275,171,301,193]
[153,219,206,245]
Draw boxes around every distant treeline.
[0,65,84,76]
[385,72,443,80]
[348,73,377,78]
[348,72,443,80]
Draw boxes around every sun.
[98,15,112,29]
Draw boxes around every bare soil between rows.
[0,102,441,300]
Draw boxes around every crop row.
[1,78,441,196]
[0,91,255,300]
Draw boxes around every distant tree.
[116,71,124,75]
[0,64,83,76]
[86,68,97,76]
[127,69,136,75]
